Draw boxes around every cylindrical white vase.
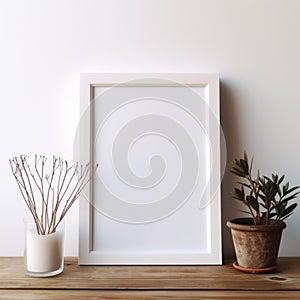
[24,223,64,277]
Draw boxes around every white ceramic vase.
[24,223,64,277]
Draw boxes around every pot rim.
[226,217,286,232]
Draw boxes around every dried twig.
[9,155,92,235]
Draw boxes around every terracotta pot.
[227,218,286,270]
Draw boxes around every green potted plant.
[227,152,299,273]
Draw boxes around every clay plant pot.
[227,218,286,273]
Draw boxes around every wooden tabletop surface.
[0,257,300,299]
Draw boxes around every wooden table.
[1,257,300,299]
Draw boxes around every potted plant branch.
[10,155,92,277]
[227,152,299,273]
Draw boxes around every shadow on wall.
[220,79,244,260]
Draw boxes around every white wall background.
[0,0,299,258]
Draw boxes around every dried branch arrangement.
[10,155,91,235]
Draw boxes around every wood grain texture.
[1,290,300,300]
[1,257,300,299]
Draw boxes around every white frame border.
[78,73,222,265]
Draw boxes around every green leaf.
[272,174,278,183]
[268,212,276,219]
[283,186,299,197]
[283,182,290,194]
[280,213,294,221]
[278,175,285,185]
[281,203,297,218]
[282,192,300,203]
[273,202,285,216]
[231,167,245,177]
[246,195,259,212]
[248,157,253,174]
[278,186,282,197]
[232,188,245,201]
[240,159,249,174]
[243,151,248,163]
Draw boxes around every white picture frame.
[77,73,222,265]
